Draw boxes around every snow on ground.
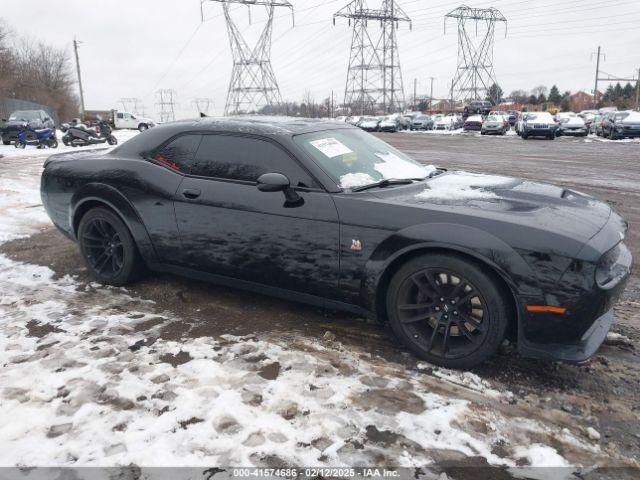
[0,134,602,469]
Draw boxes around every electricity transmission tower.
[119,98,145,115]
[192,98,214,115]
[445,6,506,104]
[334,1,411,115]
[156,89,177,122]
[203,0,293,116]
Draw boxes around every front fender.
[70,183,157,263]
[361,223,544,313]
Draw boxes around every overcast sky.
[2,0,639,119]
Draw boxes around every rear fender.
[70,183,157,263]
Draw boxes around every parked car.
[603,111,640,140]
[410,115,434,131]
[448,113,464,129]
[520,112,559,140]
[434,114,455,130]
[557,116,588,137]
[464,100,492,116]
[379,115,402,132]
[1,110,55,145]
[111,110,155,132]
[463,115,483,132]
[41,117,631,369]
[489,111,511,130]
[347,116,363,126]
[506,110,519,126]
[515,112,535,136]
[591,114,604,136]
[357,116,381,132]
[481,115,507,135]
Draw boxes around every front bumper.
[560,128,588,136]
[519,308,614,363]
[524,127,556,137]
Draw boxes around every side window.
[154,134,201,172]
[117,113,124,119]
[191,135,317,188]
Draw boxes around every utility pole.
[73,38,86,118]
[636,68,640,110]
[591,46,604,108]
[413,78,417,110]
[428,76,435,110]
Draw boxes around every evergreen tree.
[528,94,537,104]
[548,85,561,104]
[486,83,503,105]
[613,82,623,100]
[537,93,547,104]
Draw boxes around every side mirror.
[43,117,50,122]
[257,172,303,207]
[257,172,290,192]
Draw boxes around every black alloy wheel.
[78,207,141,286]
[387,253,508,369]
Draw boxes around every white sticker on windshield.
[309,138,353,158]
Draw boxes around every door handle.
[182,188,201,199]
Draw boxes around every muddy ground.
[1,132,639,469]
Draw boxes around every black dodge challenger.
[41,117,632,369]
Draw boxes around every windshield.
[294,129,436,189]
[361,117,378,122]
[486,116,499,122]
[529,112,554,122]
[8,111,40,122]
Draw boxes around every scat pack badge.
[350,239,362,252]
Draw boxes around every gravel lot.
[0,131,638,474]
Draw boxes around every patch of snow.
[373,152,435,179]
[416,172,514,201]
[512,444,571,468]
[339,172,375,188]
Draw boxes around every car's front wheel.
[78,207,142,286]
[386,253,509,369]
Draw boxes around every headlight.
[595,242,632,289]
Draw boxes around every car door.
[173,133,341,298]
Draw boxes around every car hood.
[365,171,612,246]
[4,120,29,128]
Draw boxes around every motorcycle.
[14,125,58,149]
[62,119,117,147]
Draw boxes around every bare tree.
[0,26,78,120]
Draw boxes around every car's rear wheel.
[2,140,10,145]
[386,253,509,369]
[78,207,141,286]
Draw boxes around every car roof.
[110,116,356,158]
[159,116,356,136]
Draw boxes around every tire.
[77,207,142,286]
[138,124,148,132]
[14,141,25,149]
[107,135,118,146]
[2,140,10,146]
[386,253,509,369]
[522,133,528,140]
[47,138,58,148]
